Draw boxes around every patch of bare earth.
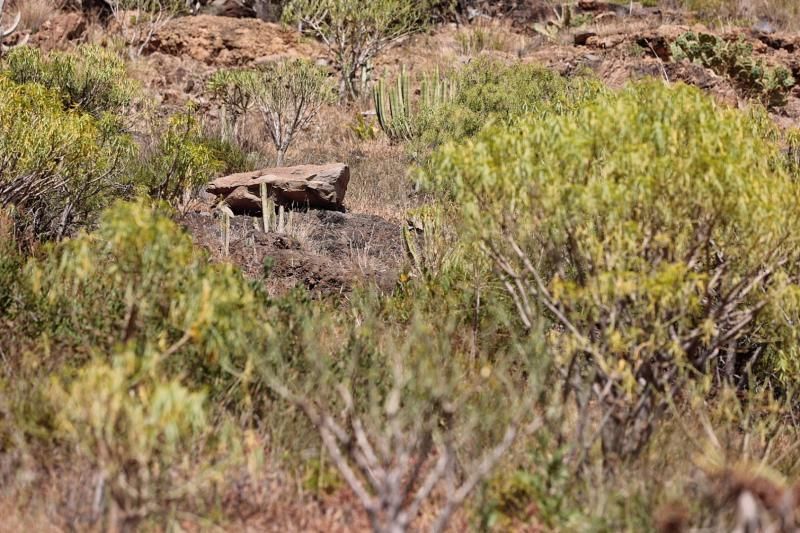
[145,14,325,67]
[181,209,404,298]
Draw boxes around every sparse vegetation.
[671,31,796,107]
[105,0,187,57]
[5,4,800,532]
[283,0,432,100]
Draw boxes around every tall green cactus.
[373,65,455,143]
[374,65,412,142]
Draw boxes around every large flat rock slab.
[207,163,350,212]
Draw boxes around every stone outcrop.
[144,14,324,66]
[208,163,350,212]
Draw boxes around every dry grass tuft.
[8,0,61,33]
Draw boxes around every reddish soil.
[145,14,325,66]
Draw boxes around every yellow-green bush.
[20,201,265,398]
[3,45,135,118]
[53,349,236,529]
[414,59,606,153]
[134,110,224,206]
[427,81,800,459]
[0,76,133,241]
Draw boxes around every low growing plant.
[54,349,237,530]
[671,31,795,107]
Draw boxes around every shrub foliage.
[0,75,132,241]
[427,81,800,459]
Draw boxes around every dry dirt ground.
[181,209,404,297]
[24,4,800,298]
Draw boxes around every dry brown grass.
[670,0,800,30]
[234,103,416,223]
[8,0,61,33]
[0,447,470,532]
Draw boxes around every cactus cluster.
[259,183,293,235]
[218,185,295,257]
[373,65,456,143]
[0,0,28,57]
[671,31,796,108]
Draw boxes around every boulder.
[208,163,350,212]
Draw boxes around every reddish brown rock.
[144,14,324,66]
[28,12,87,52]
[208,163,350,212]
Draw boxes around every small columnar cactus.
[0,0,29,57]
[373,65,456,143]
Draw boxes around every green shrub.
[135,110,223,207]
[0,214,21,314]
[53,349,235,530]
[414,59,605,153]
[426,81,800,460]
[200,136,260,175]
[671,32,795,107]
[3,45,135,117]
[373,65,455,143]
[0,76,133,241]
[21,200,265,398]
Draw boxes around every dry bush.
[0,498,61,533]
[454,19,525,56]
